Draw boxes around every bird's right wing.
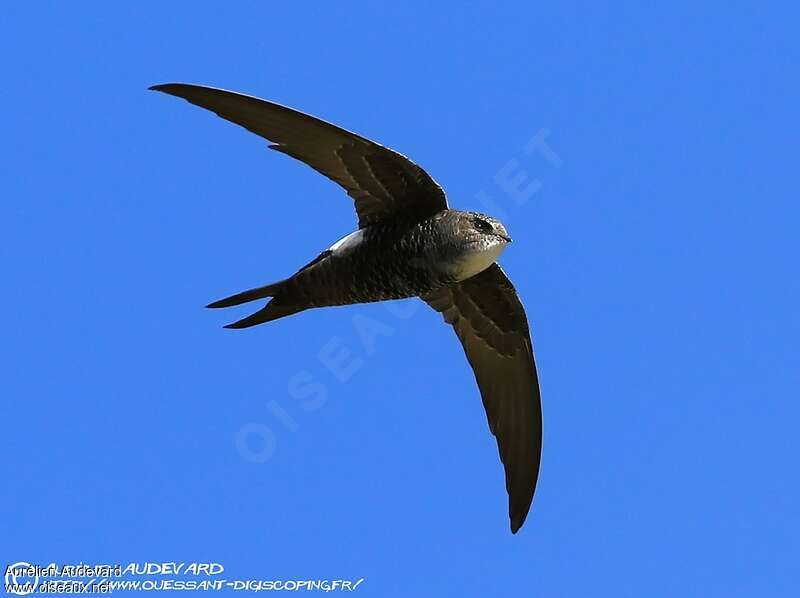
[150,83,448,228]
[423,264,543,533]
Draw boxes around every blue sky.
[2,2,798,596]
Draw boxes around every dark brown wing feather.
[424,264,542,533]
[150,83,448,227]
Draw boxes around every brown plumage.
[151,83,543,533]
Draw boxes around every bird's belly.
[294,244,442,307]
[450,244,506,281]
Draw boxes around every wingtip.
[510,512,526,534]
[148,83,187,94]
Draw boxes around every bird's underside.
[207,215,461,328]
[151,82,543,533]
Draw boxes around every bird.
[150,83,543,533]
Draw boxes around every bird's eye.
[474,219,493,233]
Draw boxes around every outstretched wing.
[150,83,448,227]
[424,264,542,533]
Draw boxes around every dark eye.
[474,219,493,233]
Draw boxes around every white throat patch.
[451,244,506,281]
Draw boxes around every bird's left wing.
[149,83,448,228]
[423,264,542,533]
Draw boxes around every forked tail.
[206,280,305,329]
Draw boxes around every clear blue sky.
[2,3,798,596]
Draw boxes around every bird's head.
[446,211,512,281]
[460,211,512,247]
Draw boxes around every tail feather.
[207,279,306,329]
[206,280,284,309]
[223,301,304,329]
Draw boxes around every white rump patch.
[328,229,365,254]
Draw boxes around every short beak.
[501,234,512,243]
